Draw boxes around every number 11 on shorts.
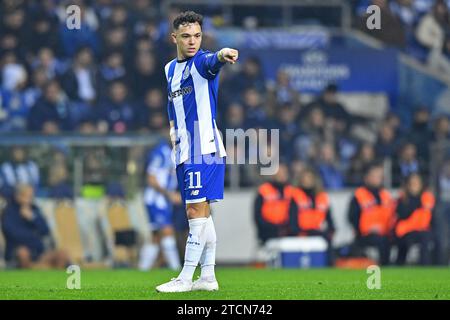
[187,171,202,189]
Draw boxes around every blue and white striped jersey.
[144,140,178,210]
[0,160,40,189]
[165,49,227,166]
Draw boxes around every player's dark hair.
[173,11,203,30]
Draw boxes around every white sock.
[138,243,159,271]
[200,216,217,280]
[161,235,181,270]
[178,217,208,281]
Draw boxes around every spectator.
[390,0,421,29]
[23,67,50,111]
[275,103,299,162]
[431,114,450,142]
[25,12,61,55]
[135,88,165,131]
[1,184,70,268]
[289,167,335,264]
[437,159,450,261]
[148,111,167,132]
[359,0,407,48]
[301,84,353,138]
[393,142,426,186]
[27,80,74,133]
[229,56,266,94]
[416,0,450,78]
[130,51,165,98]
[406,107,432,161]
[92,0,114,22]
[395,173,435,265]
[316,142,345,190]
[61,46,97,104]
[444,32,450,61]
[347,142,377,187]
[295,106,329,162]
[375,122,400,159]
[77,116,97,134]
[95,81,135,133]
[59,3,99,57]
[31,47,66,80]
[242,87,267,129]
[0,146,39,200]
[384,111,404,138]
[0,8,27,59]
[129,0,159,30]
[254,163,293,244]
[47,151,73,199]
[103,3,130,30]
[267,70,300,117]
[0,63,30,132]
[133,35,155,55]
[97,50,126,99]
[223,102,245,129]
[100,26,128,58]
[348,162,395,265]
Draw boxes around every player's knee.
[161,226,175,237]
[186,205,207,219]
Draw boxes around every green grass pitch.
[0,268,449,300]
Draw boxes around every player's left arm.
[216,48,239,64]
[196,48,239,79]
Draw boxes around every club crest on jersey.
[182,66,190,80]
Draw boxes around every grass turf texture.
[0,268,449,300]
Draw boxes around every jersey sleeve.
[194,50,226,79]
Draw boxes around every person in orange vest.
[289,168,335,264]
[395,173,434,265]
[348,162,395,265]
[254,163,293,244]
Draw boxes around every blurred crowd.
[0,0,450,191]
[356,0,450,79]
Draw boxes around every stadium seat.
[105,200,138,267]
[53,200,85,264]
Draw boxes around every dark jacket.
[395,192,435,234]
[27,97,74,131]
[253,182,290,243]
[1,200,50,261]
[348,186,383,237]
